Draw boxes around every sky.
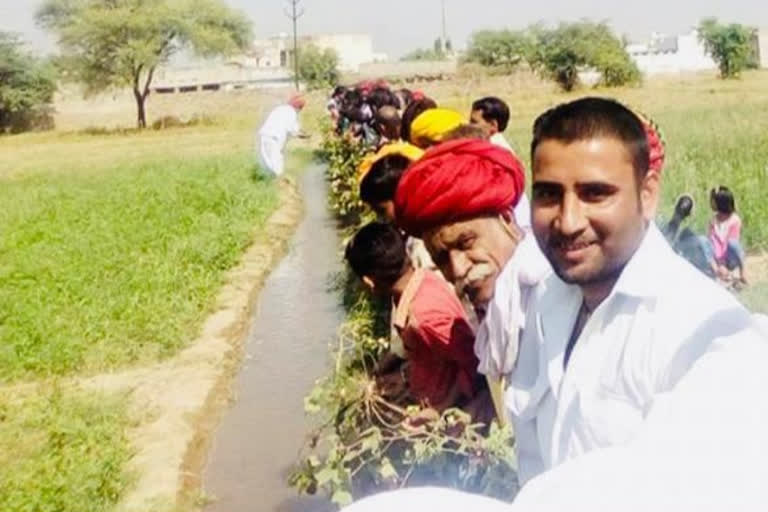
[3,0,767,58]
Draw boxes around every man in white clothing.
[470,96,531,231]
[257,94,307,177]
[341,97,768,511]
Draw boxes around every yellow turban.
[409,108,464,148]
[358,142,425,181]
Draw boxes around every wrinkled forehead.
[422,216,496,249]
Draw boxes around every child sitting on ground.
[707,186,747,285]
[345,222,487,418]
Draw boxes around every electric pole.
[285,0,305,90]
[441,0,447,52]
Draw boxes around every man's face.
[470,110,498,135]
[423,216,518,306]
[531,137,659,287]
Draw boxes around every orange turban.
[289,94,306,109]
[394,139,526,236]
[357,142,424,181]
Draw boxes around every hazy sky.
[3,0,767,57]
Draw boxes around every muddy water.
[204,165,342,512]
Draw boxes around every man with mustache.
[341,98,768,511]
[394,138,551,422]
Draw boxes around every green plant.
[297,44,340,91]
[0,32,56,134]
[37,0,252,128]
[698,18,756,79]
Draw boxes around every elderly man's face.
[423,215,519,306]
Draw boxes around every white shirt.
[507,224,768,492]
[474,234,551,382]
[490,133,531,230]
[258,104,300,148]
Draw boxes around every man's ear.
[640,170,661,221]
[362,276,376,292]
[491,119,500,133]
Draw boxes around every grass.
[0,387,132,512]
[0,151,279,382]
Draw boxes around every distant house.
[756,28,768,69]
[251,33,387,73]
[627,29,716,75]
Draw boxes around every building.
[756,28,768,69]
[251,33,387,73]
[627,29,716,75]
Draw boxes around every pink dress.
[708,214,742,264]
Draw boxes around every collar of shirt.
[393,269,427,331]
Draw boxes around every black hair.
[360,154,410,204]
[663,194,694,243]
[711,186,736,215]
[531,97,650,181]
[368,87,401,110]
[331,85,347,98]
[401,98,437,144]
[345,222,408,285]
[472,96,511,132]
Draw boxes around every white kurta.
[507,224,768,490]
[257,104,300,176]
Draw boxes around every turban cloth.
[409,108,464,147]
[633,110,666,174]
[288,94,306,109]
[357,142,425,181]
[394,138,526,236]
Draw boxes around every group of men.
[326,83,768,510]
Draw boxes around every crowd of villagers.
[318,79,768,511]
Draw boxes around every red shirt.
[393,269,478,407]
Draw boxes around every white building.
[628,29,717,75]
[250,33,387,73]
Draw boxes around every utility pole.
[285,0,305,90]
[441,0,447,52]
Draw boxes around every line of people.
[325,83,768,510]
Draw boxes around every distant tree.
[698,18,756,79]
[433,38,444,55]
[445,38,453,53]
[296,44,339,90]
[401,47,446,62]
[464,29,533,69]
[530,21,640,91]
[37,0,252,128]
[0,32,56,133]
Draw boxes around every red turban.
[394,139,526,236]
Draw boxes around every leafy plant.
[698,18,756,79]
[297,44,340,91]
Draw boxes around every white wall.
[629,31,716,75]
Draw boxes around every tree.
[0,32,56,133]
[296,44,339,91]
[37,0,252,128]
[530,21,640,91]
[401,47,446,62]
[698,18,756,79]
[464,29,533,69]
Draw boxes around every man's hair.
[375,106,401,138]
[360,154,410,204]
[345,222,408,285]
[711,186,736,214]
[368,87,400,110]
[401,98,437,143]
[531,97,650,181]
[472,96,511,132]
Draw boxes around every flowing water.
[204,165,342,512]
